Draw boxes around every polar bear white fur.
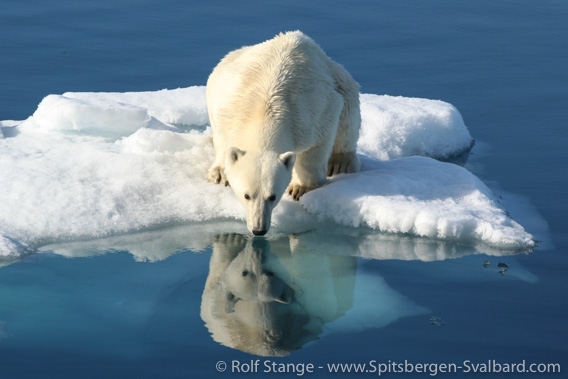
[206,31,361,235]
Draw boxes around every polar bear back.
[206,31,345,154]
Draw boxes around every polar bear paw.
[287,183,316,201]
[208,165,229,186]
[214,233,247,251]
[327,152,360,177]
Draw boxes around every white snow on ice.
[0,86,534,258]
[358,94,473,160]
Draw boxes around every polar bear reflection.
[221,238,294,312]
[200,234,357,356]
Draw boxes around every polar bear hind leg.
[327,62,361,177]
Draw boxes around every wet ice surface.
[0,87,535,259]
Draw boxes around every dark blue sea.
[1,0,566,378]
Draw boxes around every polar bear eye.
[244,194,250,200]
[268,195,276,202]
[242,270,249,277]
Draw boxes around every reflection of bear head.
[224,148,295,235]
[200,234,315,356]
[222,238,295,313]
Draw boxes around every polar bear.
[206,31,361,235]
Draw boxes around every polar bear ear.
[227,147,246,167]
[279,152,295,170]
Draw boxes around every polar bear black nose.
[252,229,267,236]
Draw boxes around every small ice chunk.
[429,316,446,326]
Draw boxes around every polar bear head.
[225,147,295,235]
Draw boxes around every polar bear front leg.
[287,145,329,201]
[208,164,228,186]
[208,134,230,186]
[287,181,316,201]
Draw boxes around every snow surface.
[0,86,534,258]
[358,94,473,160]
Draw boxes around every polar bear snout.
[241,192,278,236]
[248,201,272,236]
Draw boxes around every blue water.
[1,1,567,378]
